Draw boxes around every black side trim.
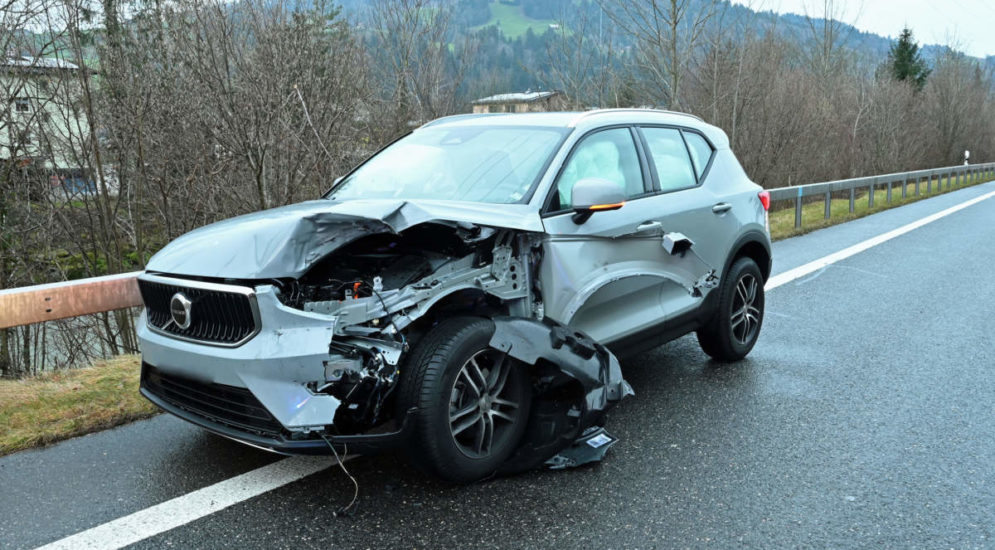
[606,289,720,359]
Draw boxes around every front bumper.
[140,362,412,454]
[137,282,406,455]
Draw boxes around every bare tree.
[599,0,720,109]
[541,5,626,108]
[366,0,478,141]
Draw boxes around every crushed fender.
[488,317,634,474]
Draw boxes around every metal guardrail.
[769,162,995,229]
[1,162,994,330]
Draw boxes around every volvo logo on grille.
[170,293,193,330]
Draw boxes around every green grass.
[471,1,558,39]
[0,355,157,456]
[769,172,994,241]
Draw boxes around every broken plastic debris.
[544,426,618,470]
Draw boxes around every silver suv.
[137,109,771,482]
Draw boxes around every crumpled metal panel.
[146,201,391,279]
[146,199,545,279]
[488,317,634,473]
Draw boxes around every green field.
[472,1,558,39]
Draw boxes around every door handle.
[712,203,732,214]
[636,221,663,232]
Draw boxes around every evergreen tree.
[887,27,931,90]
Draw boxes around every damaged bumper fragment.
[489,317,634,473]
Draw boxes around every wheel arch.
[724,230,772,282]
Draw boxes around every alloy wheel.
[730,273,761,345]
[448,349,522,458]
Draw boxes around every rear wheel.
[697,256,765,362]
[397,317,531,483]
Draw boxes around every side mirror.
[570,178,625,224]
[333,176,344,185]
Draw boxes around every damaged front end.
[137,201,632,474]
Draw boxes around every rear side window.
[553,128,646,211]
[682,131,714,180]
[640,127,697,193]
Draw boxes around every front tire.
[397,317,532,483]
[697,256,765,362]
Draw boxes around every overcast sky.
[733,0,995,58]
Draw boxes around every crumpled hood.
[146,199,543,279]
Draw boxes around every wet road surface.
[3,181,994,549]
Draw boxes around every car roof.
[420,109,729,148]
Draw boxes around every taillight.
[758,190,770,211]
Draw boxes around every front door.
[540,127,679,344]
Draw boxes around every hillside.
[470,1,559,39]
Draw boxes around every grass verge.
[769,173,994,240]
[0,355,157,456]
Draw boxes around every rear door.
[634,126,742,318]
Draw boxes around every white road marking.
[35,456,341,550]
[32,185,995,550]
[766,188,995,290]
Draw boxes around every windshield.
[327,125,568,204]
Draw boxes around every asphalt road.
[3,181,995,549]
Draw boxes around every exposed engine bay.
[266,220,632,471]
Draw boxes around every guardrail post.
[824,191,831,219]
[902,175,908,199]
[849,187,855,212]
[868,180,875,208]
[887,180,893,203]
[795,188,803,229]
[915,176,920,196]
[927,174,933,194]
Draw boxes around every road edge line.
[34,455,340,550]
[766,188,995,290]
[33,185,995,550]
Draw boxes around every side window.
[554,128,645,211]
[682,131,714,180]
[641,127,697,193]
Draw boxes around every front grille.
[142,363,284,438]
[138,276,259,346]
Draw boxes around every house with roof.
[1,55,98,195]
[471,90,567,114]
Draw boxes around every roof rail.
[567,108,704,127]
[418,113,508,129]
